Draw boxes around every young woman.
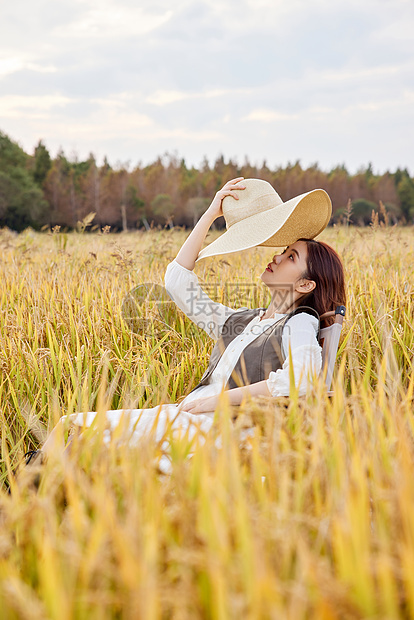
[31,178,346,471]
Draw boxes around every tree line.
[1,130,414,232]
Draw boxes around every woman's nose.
[273,254,282,265]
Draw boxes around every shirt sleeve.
[266,312,322,396]
[164,259,245,340]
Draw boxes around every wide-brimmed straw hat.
[196,179,332,262]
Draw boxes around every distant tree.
[184,197,210,226]
[102,156,111,172]
[0,131,49,230]
[381,202,402,225]
[397,175,414,221]
[44,151,71,226]
[33,140,52,186]
[0,131,26,168]
[372,172,398,208]
[351,198,378,225]
[200,156,210,174]
[213,154,226,176]
[142,158,165,207]
[80,155,102,223]
[125,184,145,226]
[327,165,350,213]
[1,135,413,230]
[151,193,176,227]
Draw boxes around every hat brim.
[195,189,331,262]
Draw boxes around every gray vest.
[188,306,320,393]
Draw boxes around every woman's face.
[260,240,311,292]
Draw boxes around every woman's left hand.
[179,395,219,414]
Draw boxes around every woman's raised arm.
[174,178,245,271]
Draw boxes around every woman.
[30,178,345,471]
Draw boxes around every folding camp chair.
[319,305,346,393]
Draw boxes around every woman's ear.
[296,278,316,294]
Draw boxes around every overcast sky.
[0,0,413,173]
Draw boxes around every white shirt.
[164,260,322,397]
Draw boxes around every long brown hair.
[297,238,346,325]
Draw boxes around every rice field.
[1,223,414,619]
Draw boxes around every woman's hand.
[172,177,245,272]
[180,382,273,415]
[179,395,220,414]
[205,177,246,220]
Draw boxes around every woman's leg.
[38,404,213,463]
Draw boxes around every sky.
[0,0,413,174]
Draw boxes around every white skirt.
[70,404,215,445]
[65,384,222,473]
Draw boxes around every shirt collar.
[250,309,286,323]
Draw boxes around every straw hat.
[196,179,332,262]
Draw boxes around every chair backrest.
[318,306,346,390]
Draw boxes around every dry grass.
[0,224,414,619]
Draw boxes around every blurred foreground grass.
[0,225,414,619]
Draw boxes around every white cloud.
[33,112,154,142]
[242,109,299,122]
[242,91,414,125]
[54,1,174,38]
[0,0,413,173]
[342,91,414,114]
[0,58,56,78]
[312,60,414,85]
[153,128,223,142]
[146,90,189,106]
[146,88,252,106]
[0,95,74,119]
